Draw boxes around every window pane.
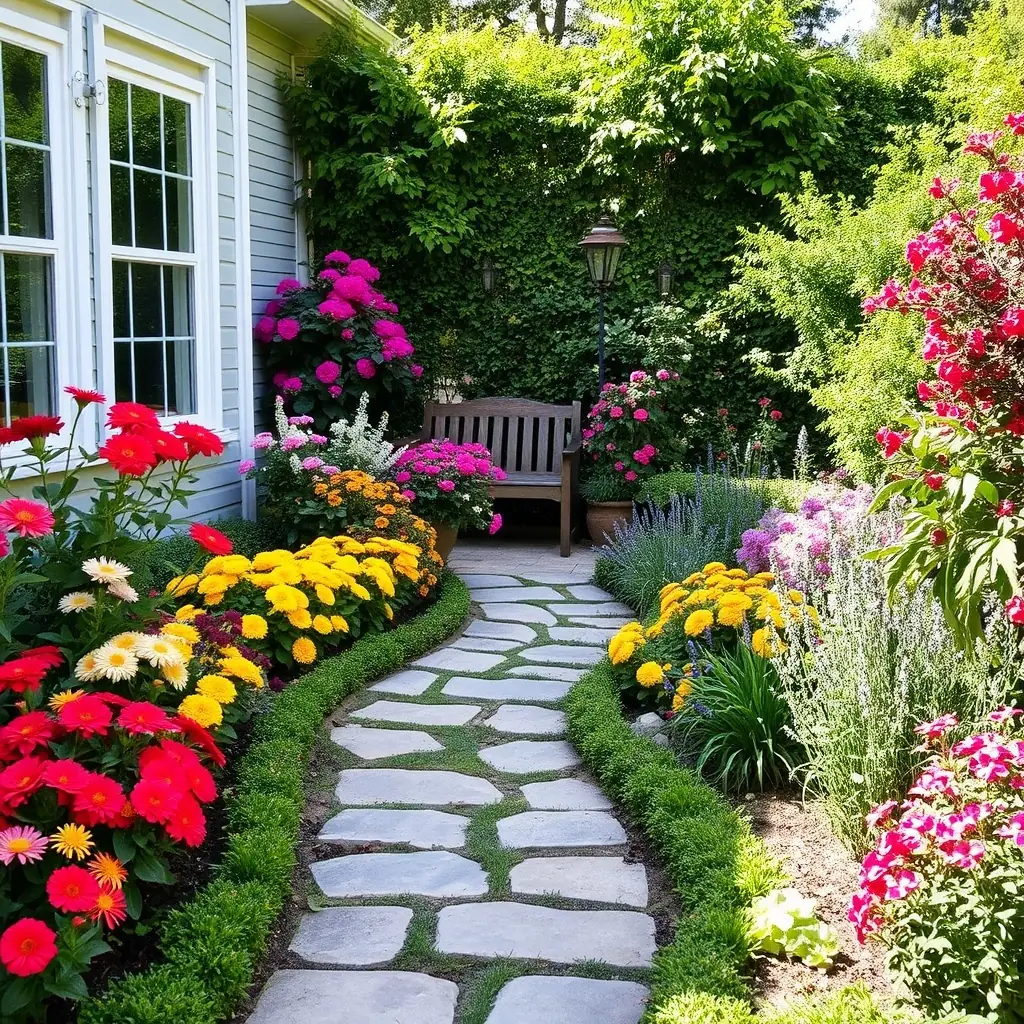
[6,345,54,419]
[5,143,50,238]
[110,164,132,245]
[165,178,192,253]
[132,340,164,412]
[163,265,192,336]
[130,85,161,170]
[130,263,162,337]
[2,43,47,145]
[164,96,190,175]
[113,341,133,402]
[4,253,51,342]
[112,260,130,338]
[133,169,164,249]
[166,337,195,415]
[108,78,129,163]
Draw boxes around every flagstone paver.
[441,676,570,703]
[509,857,648,907]
[336,768,502,807]
[464,619,537,643]
[318,808,469,849]
[250,568,655,1024]
[497,811,627,848]
[331,725,443,759]
[289,906,414,965]
[351,700,482,727]
[479,740,580,774]
[483,705,566,735]
[435,903,656,967]
[311,851,488,898]
[520,779,613,810]
[248,970,458,1024]
[486,976,649,1024]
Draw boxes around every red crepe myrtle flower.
[770,409,783,421]
[130,777,182,823]
[165,792,207,846]
[46,865,100,912]
[42,759,91,794]
[0,712,59,756]
[189,522,233,556]
[99,432,158,476]
[144,428,190,462]
[0,757,48,808]
[58,694,113,737]
[930,528,949,546]
[0,918,58,977]
[996,499,1016,517]
[173,421,224,458]
[64,385,106,407]
[875,427,909,459]
[117,701,176,735]
[923,472,945,490]
[72,774,125,826]
[9,415,63,441]
[106,401,160,433]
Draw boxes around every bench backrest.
[422,398,581,476]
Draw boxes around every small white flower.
[82,557,132,585]
[59,591,96,614]
[135,635,184,668]
[93,644,139,682]
[108,580,139,603]
[74,652,105,683]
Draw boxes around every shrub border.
[79,570,470,1024]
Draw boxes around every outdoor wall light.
[480,256,498,294]
[579,213,628,388]
[657,260,674,299]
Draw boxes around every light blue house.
[0,0,393,517]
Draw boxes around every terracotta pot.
[586,501,634,544]
[431,522,459,561]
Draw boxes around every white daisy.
[108,631,144,652]
[59,591,96,614]
[135,635,184,669]
[108,580,139,604]
[93,644,139,682]
[82,557,133,584]
[74,652,105,683]
[163,660,190,690]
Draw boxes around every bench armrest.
[394,433,424,450]
[561,438,582,456]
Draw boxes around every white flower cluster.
[326,392,407,477]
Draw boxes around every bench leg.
[559,493,571,557]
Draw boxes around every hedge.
[564,662,913,1024]
[78,571,470,1023]
[636,472,811,513]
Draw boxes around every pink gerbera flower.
[0,825,48,866]
[0,498,55,538]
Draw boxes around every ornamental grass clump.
[852,707,1024,1020]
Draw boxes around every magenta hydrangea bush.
[257,251,422,431]
[737,484,879,589]
[851,707,1024,1018]
[393,441,504,532]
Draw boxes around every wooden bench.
[406,398,582,557]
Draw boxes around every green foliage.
[671,646,803,794]
[747,888,839,969]
[78,572,470,1023]
[637,471,808,513]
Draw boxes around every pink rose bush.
[851,707,1024,1018]
[866,116,1024,643]
[257,250,419,431]
[392,441,504,532]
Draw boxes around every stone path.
[247,563,652,1024]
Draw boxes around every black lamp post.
[657,260,674,299]
[579,213,627,389]
[481,256,497,295]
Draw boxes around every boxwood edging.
[79,570,470,1024]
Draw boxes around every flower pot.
[431,522,459,561]
[586,501,633,545]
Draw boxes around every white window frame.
[91,20,221,433]
[0,8,82,455]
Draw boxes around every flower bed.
[77,571,469,1023]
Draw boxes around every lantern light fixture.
[657,260,674,299]
[579,214,628,389]
[480,256,498,294]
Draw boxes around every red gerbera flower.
[117,702,175,736]
[64,385,106,408]
[173,421,224,458]
[165,793,206,847]
[98,432,158,477]
[0,712,59,757]
[0,427,16,445]
[174,716,227,767]
[143,428,190,462]
[0,757,48,807]
[108,798,137,830]
[71,774,125,826]
[90,885,127,929]
[58,695,113,737]
[20,646,63,671]
[189,522,233,556]
[43,759,91,794]
[8,415,64,441]
[0,498,55,539]
[0,918,58,977]
[0,655,52,694]
[90,691,131,708]
[106,401,160,433]
[138,753,188,791]
[130,777,181,823]
[143,740,217,802]
[46,865,100,912]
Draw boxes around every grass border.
[78,570,470,1024]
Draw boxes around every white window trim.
[90,17,222,434]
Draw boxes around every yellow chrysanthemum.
[292,636,317,665]
[50,823,94,861]
[179,693,223,728]
[163,660,190,690]
[241,614,269,640]
[312,615,334,635]
[331,615,349,633]
[287,608,313,630]
[217,555,253,576]
[717,592,753,612]
[635,661,665,688]
[48,688,84,711]
[724,568,749,579]
[684,609,714,636]
[175,604,200,621]
[788,589,805,605]
[197,674,237,705]
[608,632,640,665]
[197,573,234,596]
[166,574,199,597]
[162,622,200,645]
[751,627,788,659]
[314,585,336,606]
[266,584,308,614]
[703,562,727,574]
[251,550,293,572]
[219,656,263,687]
[268,563,303,586]
[672,679,693,711]
[717,603,747,628]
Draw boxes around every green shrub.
[77,965,214,1024]
[638,472,809,513]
